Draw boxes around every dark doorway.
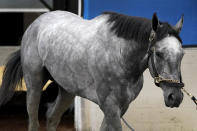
[0,13,24,45]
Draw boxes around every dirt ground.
[0,104,75,131]
[0,84,75,131]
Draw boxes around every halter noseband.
[148,34,184,88]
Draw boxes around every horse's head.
[148,13,184,108]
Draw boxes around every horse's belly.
[43,51,99,103]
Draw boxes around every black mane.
[103,12,182,43]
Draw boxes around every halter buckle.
[154,76,162,83]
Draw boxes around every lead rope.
[181,87,197,109]
[122,117,135,131]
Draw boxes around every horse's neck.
[122,41,149,79]
[95,16,149,79]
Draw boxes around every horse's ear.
[152,12,159,31]
[174,14,184,34]
[149,13,159,42]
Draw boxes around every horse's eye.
[155,52,163,59]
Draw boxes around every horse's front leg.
[99,96,122,131]
[100,115,122,131]
[100,117,107,131]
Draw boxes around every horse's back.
[21,11,78,66]
[22,10,108,50]
[22,11,86,44]
[21,11,99,61]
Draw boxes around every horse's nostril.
[168,93,175,102]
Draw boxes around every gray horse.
[0,11,184,131]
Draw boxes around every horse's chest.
[96,75,144,108]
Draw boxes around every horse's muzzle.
[164,91,183,108]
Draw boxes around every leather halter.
[148,33,184,88]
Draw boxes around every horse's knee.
[101,105,121,118]
[100,108,122,131]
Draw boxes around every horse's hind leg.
[23,65,48,131]
[46,85,75,131]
